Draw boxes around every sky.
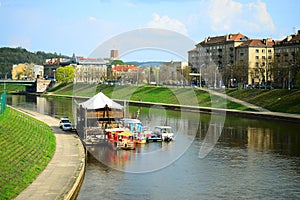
[0,0,299,61]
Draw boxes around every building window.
[268,56,272,60]
[268,49,272,53]
[262,56,266,60]
[255,56,259,60]
[255,62,259,67]
[262,49,265,53]
[256,49,259,53]
[262,62,265,66]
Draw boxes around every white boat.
[153,126,175,142]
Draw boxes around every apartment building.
[74,56,109,83]
[274,30,300,88]
[189,33,277,87]
[191,33,248,87]
[236,38,274,86]
[188,48,199,71]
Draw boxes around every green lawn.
[48,83,252,111]
[0,107,55,199]
[98,84,252,110]
[226,89,300,114]
[0,84,25,93]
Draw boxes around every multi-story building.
[191,33,248,87]
[188,48,199,71]
[44,57,73,79]
[12,63,43,80]
[189,33,278,87]
[159,61,189,85]
[274,30,300,89]
[74,56,109,83]
[236,38,274,86]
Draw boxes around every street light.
[199,64,205,87]
[214,67,218,88]
[53,69,56,81]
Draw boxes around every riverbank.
[44,83,300,114]
[11,107,86,200]
[39,83,300,123]
[0,107,55,199]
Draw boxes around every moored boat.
[153,126,175,142]
[121,118,148,144]
[105,128,136,150]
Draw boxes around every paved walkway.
[13,107,85,200]
[200,88,270,112]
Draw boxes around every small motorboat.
[153,126,175,142]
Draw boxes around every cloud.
[248,0,275,32]
[148,13,188,35]
[208,0,275,33]
[208,0,243,31]
[88,16,97,21]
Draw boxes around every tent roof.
[79,92,123,110]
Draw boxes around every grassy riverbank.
[0,84,25,93]
[226,89,300,114]
[0,107,55,199]
[45,83,252,111]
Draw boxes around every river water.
[7,95,300,199]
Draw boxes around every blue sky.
[0,0,299,61]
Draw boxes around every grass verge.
[226,89,300,114]
[47,83,252,111]
[0,84,25,93]
[0,107,55,200]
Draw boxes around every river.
[7,94,300,199]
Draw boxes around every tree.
[56,65,75,83]
[110,60,125,66]
[22,64,34,79]
[296,71,300,88]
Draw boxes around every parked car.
[59,117,71,128]
[61,123,72,131]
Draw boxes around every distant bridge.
[0,79,52,93]
[0,80,36,86]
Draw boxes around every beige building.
[189,33,277,87]
[12,63,43,80]
[73,57,108,83]
[236,38,274,86]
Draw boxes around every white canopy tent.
[79,92,123,110]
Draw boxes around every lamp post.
[199,64,205,87]
[214,67,218,88]
[136,68,139,86]
[288,64,292,90]
[53,69,56,82]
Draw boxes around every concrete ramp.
[36,79,52,93]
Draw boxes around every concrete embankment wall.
[43,94,300,123]
[114,100,300,123]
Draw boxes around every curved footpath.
[12,107,86,200]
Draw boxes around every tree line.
[0,47,69,79]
